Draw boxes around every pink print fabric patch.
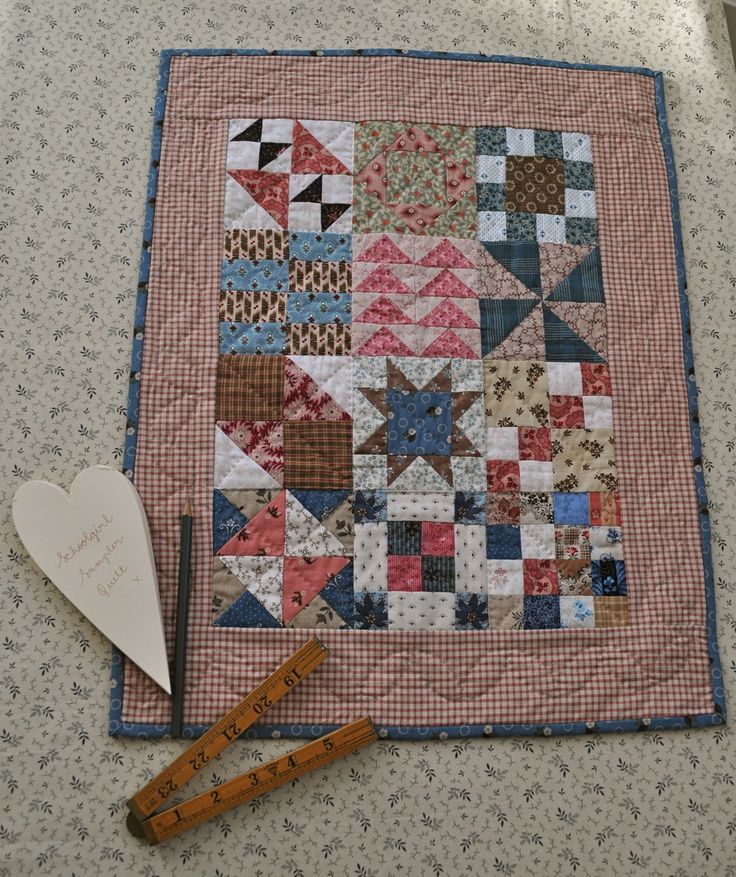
[111,50,723,739]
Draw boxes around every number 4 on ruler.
[125,638,377,844]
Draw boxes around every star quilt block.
[353,356,486,491]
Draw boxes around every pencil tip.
[183,498,192,516]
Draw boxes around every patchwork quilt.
[111,49,724,739]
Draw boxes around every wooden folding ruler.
[125,637,377,844]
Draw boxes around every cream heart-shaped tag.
[13,466,171,694]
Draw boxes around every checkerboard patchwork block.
[481,509,625,627]
[479,356,623,628]
[476,126,597,245]
[219,229,352,356]
[353,490,489,629]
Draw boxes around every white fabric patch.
[386,492,455,522]
[547,362,583,396]
[565,188,596,218]
[562,132,593,162]
[536,213,566,243]
[589,526,624,560]
[487,559,524,595]
[487,427,519,460]
[477,154,506,183]
[353,455,388,489]
[387,592,455,630]
[477,211,506,242]
[583,394,613,429]
[519,460,554,492]
[321,174,353,203]
[451,457,487,492]
[227,139,260,169]
[506,127,536,156]
[353,523,387,590]
[454,525,487,593]
[520,524,556,559]
[560,596,595,629]
[451,358,484,391]
[261,118,295,142]
[287,202,321,232]
[353,356,387,388]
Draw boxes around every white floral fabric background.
[2,1,736,874]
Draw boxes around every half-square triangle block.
[213,589,281,628]
[356,235,413,264]
[227,169,289,228]
[292,121,350,174]
[282,556,351,624]
[545,247,604,303]
[483,242,542,296]
[284,358,351,421]
[217,491,286,556]
[480,298,539,357]
[417,239,474,268]
[231,119,263,141]
[543,306,605,362]
[319,561,354,625]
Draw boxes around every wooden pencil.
[171,497,193,737]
